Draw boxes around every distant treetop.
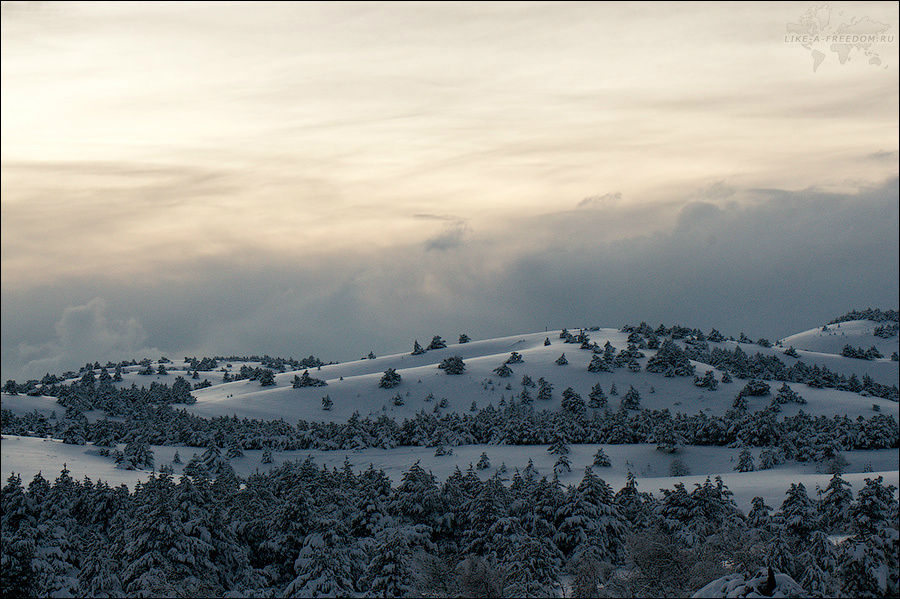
[828,308,898,325]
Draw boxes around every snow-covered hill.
[780,318,898,357]
[177,328,898,424]
[6,325,898,426]
[3,320,898,497]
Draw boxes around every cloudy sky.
[2,1,898,380]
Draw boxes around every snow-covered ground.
[780,319,898,357]
[3,318,898,512]
[3,435,896,512]
[168,328,898,424]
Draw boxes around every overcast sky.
[2,1,898,380]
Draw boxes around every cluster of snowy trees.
[841,345,884,361]
[3,353,328,397]
[292,370,327,388]
[675,341,898,400]
[2,461,897,598]
[580,323,898,400]
[4,396,896,464]
[873,323,899,339]
[827,308,899,325]
[410,334,469,356]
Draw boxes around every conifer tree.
[283,521,356,598]
[587,354,612,373]
[427,335,447,350]
[778,483,818,542]
[694,370,718,390]
[818,473,852,532]
[121,436,154,470]
[437,356,466,375]
[293,370,327,388]
[476,452,491,470]
[537,378,553,401]
[838,476,900,598]
[592,448,611,467]
[378,368,402,389]
[561,387,586,415]
[653,417,683,454]
[736,447,755,472]
[553,454,571,476]
[588,384,607,409]
[506,351,524,364]
[746,496,773,530]
[493,363,513,378]
[620,385,640,409]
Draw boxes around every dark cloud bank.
[2,178,897,381]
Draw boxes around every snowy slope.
[1,393,64,418]
[13,326,896,426]
[780,319,898,357]
[3,435,896,512]
[179,329,898,423]
[0,435,152,488]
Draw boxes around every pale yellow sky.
[2,1,898,286]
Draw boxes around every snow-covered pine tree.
[837,476,899,598]
[493,363,513,378]
[226,435,243,459]
[534,378,552,401]
[694,370,718,390]
[498,523,562,598]
[553,454,571,476]
[257,369,275,386]
[620,386,640,410]
[506,351,524,364]
[121,436,154,470]
[588,383,607,409]
[378,368,402,389]
[593,448,611,467]
[476,452,491,470]
[366,527,419,598]
[653,417,683,454]
[736,447,755,472]
[778,482,819,543]
[282,520,356,598]
[746,496,773,530]
[818,473,852,532]
[587,354,613,373]
[561,387,586,415]
[437,356,466,374]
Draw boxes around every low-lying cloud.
[2,177,896,381]
[10,298,160,378]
